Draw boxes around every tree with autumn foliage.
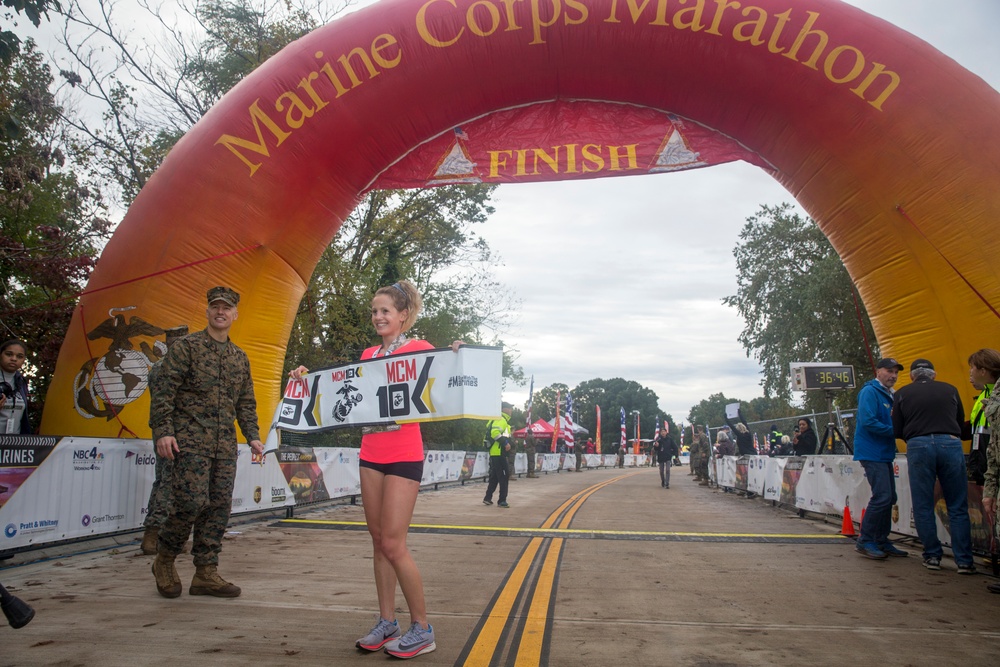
[0,39,113,429]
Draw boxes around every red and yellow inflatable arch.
[41,0,1000,437]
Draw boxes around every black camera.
[0,381,14,400]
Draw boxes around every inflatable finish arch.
[41,0,1000,437]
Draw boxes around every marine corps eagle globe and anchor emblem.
[72,306,179,420]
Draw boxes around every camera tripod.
[818,390,852,455]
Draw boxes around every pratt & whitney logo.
[4,523,16,538]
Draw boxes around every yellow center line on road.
[278,518,844,541]
[456,472,638,666]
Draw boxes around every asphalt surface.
[2,465,998,666]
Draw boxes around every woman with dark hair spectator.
[793,417,818,456]
[0,339,30,434]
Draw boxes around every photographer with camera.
[0,339,30,435]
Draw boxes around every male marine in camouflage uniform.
[525,431,538,478]
[692,425,711,486]
[140,325,188,555]
[149,287,264,598]
[982,390,1000,593]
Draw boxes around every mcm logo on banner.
[263,346,504,454]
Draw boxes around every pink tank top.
[359,338,434,464]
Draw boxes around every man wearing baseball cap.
[891,358,975,573]
[853,358,906,560]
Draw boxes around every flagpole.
[551,390,561,454]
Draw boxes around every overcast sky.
[27,1,1000,423]
[471,0,1000,421]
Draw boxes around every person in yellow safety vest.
[483,403,513,508]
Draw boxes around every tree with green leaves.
[523,378,672,454]
[1,0,61,63]
[23,0,524,444]
[723,203,876,410]
[0,39,113,428]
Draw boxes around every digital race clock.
[790,363,856,391]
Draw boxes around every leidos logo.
[125,451,156,466]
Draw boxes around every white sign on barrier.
[0,437,292,551]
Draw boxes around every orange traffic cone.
[841,505,856,536]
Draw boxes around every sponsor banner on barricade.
[779,457,805,505]
[263,345,502,452]
[233,446,295,512]
[583,454,601,469]
[561,453,574,471]
[538,453,560,473]
[276,446,335,504]
[422,450,464,484]
[735,456,749,492]
[796,455,866,516]
[717,456,737,488]
[512,452,526,476]
[0,436,290,551]
[746,456,768,494]
[763,457,787,501]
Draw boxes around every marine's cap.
[207,286,240,307]
[875,357,904,371]
[910,358,934,371]
[501,401,513,411]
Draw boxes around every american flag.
[753,432,760,453]
[620,407,626,448]
[524,375,534,426]
[654,416,660,436]
[564,392,575,451]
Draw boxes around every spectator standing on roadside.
[892,358,975,573]
[793,418,818,456]
[966,349,1000,486]
[653,427,678,488]
[0,339,30,435]
[715,430,736,457]
[853,357,905,561]
[725,409,756,456]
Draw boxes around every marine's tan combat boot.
[189,565,241,598]
[139,527,158,555]
[152,552,182,598]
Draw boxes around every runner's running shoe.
[356,617,400,651]
[385,622,436,659]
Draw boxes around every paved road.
[2,466,997,666]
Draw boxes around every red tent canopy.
[512,419,556,439]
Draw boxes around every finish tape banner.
[263,345,502,452]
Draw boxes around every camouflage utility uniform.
[692,431,712,483]
[526,433,538,477]
[149,329,260,566]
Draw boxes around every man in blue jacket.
[853,357,907,560]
